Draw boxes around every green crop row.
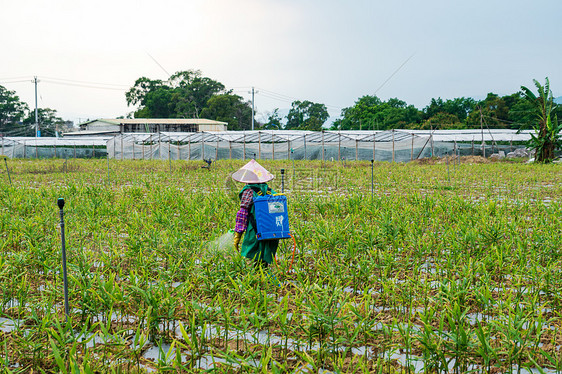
[0,158,560,373]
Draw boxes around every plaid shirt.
[235,189,254,233]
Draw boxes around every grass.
[0,158,561,373]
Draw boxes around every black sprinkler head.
[57,198,65,209]
[281,169,285,174]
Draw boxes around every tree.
[521,78,562,163]
[286,100,329,131]
[125,77,164,108]
[506,93,536,129]
[466,93,510,129]
[125,70,226,119]
[415,113,465,130]
[261,108,283,130]
[169,70,226,118]
[135,88,174,118]
[331,95,422,130]
[505,92,562,130]
[199,94,253,130]
[378,99,422,129]
[0,85,28,136]
[423,97,475,123]
[23,108,66,137]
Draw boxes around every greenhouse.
[1,129,535,161]
[0,137,110,159]
[104,129,536,162]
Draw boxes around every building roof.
[63,130,120,137]
[79,118,228,126]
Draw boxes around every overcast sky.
[1,0,561,126]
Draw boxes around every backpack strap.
[248,185,271,197]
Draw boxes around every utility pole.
[479,106,485,158]
[34,76,39,137]
[249,87,258,131]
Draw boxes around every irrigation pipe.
[107,154,110,184]
[370,159,374,201]
[57,198,70,322]
[4,158,12,186]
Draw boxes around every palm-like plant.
[520,78,562,163]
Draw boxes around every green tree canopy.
[286,100,329,131]
[0,85,28,136]
[331,95,421,130]
[261,108,283,130]
[416,113,465,130]
[504,92,562,130]
[23,108,66,137]
[199,94,253,130]
[423,97,475,122]
[125,77,165,107]
[125,70,226,119]
[134,87,174,118]
[465,93,510,129]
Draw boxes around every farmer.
[232,159,279,268]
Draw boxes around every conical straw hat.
[231,159,275,183]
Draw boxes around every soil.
[412,155,489,165]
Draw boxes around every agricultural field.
[0,158,561,373]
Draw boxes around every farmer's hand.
[233,232,242,251]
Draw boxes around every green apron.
[239,183,279,264]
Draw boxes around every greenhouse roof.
[410,129,535,142]
[2,137,110,146]
[114,130,429,144]
[1,129,541,147]
[108,129,539,143]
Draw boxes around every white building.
[66,118,228,136]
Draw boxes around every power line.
[41,79,127,91]
[146,52,170,78]
[257,88,297,101]
[2,76,130,89]
[255,87,343,110]
[0,80,30,84]
[40,76,129,88]
[257,91,293,103]
[374,53,415,95]
[0,75,32,81]
[231,89,253,96]
[481,115,518,124]
[2,75,129,90]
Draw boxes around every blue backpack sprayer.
[253,169,297,272]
